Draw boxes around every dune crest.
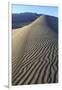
[30,16,48,26]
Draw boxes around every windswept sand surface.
[12,16,58,85]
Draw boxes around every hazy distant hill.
[46,15,58,33]
[12,12,40,29]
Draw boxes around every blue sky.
[12,4,58,17]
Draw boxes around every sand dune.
[12,16,58,85]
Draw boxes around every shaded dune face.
[12,16,58,85]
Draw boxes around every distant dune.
[12,15,58,85]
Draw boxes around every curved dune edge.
[12,16,58,85]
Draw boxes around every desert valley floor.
[12,16,58,85]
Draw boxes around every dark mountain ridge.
[12,12,58,33]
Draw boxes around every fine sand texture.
[12,16,58,85]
